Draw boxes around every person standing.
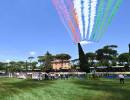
[63,74,65,80]
[45,74,47,80]
[50,73,53,80]
[118,73,125,84]
[58,74,60,79]
[46,73,49,80]
[61,74,63,80]
[52,73,55,80]
[65,74,68,80]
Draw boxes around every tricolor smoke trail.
[73,0,84,40]
[88,0,97,40]
[60,0,78,42]
[52,0,122,44]
[91,0,104,40]
[98,0,122,41]
[95,0,114,41]
[68,0,81,41]
[52,0,76,44]
[83,0,90,39]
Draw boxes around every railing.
[104,76,130,78]
[27,72,86,75]
[0,75,8,76]
[95,72,130,75]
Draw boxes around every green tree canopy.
[32,61,38,70]
[28,57,34,63]
[37,56,44,59]
[8,61,16,72]
[86,52,96,67]
[118,53,129,65]
[56,53,71,60]
[96,45,118,66]
[86,52,96,61]
[0,62,5,70]
[38,56,46,65]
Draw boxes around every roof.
[34,69,41,70]
[90,67,107,68]
[23,69,32,71]
[90,66,130,68]
[52,59,70,63]
[23,69,41,71]
[61,68,69,69]
[112,66,124,68]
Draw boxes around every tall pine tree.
[128,44,130,66]
[45,51,52,72]
[129,44,130,55]
[78,43,89,72]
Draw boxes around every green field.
[0,77,130,100]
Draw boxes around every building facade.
[51,59,71,70]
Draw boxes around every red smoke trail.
[69,0,81,41]
[66,0,80,41]
[69,20,77,43]
[52,0,76,44]
[60,0,78,42]
[73,39,76,45]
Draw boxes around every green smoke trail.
[94,0,114,41]
[91,0,105,40]
[98,0,122,41]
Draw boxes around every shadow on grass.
[72,78,130,100]
[0,78,56,98]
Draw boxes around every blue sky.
[0,0,129,62]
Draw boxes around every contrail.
[73,0,84,40]
[83,0,90,39]
[88,0,97,40]
[91,0,105,40]
[52,0,76,44]
[95,0,114,41]
[98,0,122,41]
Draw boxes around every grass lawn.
[0,77,130,100]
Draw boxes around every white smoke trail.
[73,0,84,40]
[88,0,97,40]
[83,0,90,39]
[80,41,92,45]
